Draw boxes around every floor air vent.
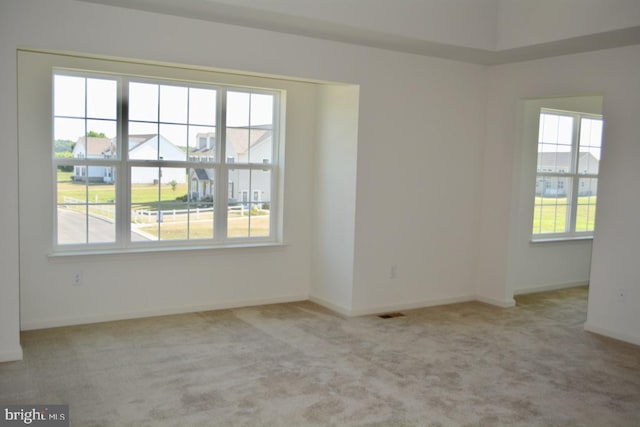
[378,312,405,319]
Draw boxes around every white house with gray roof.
[189,127,272,205]
[535,151,599,197]
[72,134,187,184]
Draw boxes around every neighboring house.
[189,127,272,204]
[128,134,187,184]
[535,152,599,197]
[72,136,116,183]
[72,134,187,184]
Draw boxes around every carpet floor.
[1,286,639,426]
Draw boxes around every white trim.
[317,295,476,317]
[584,322,640,347]
[350,295,477,316]
[47,241,287,260]
[0,347,24,363]
[20,293,308,331]
[513,281,588,295]
[475,295,517,308]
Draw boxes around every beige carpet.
[1,286,639,426]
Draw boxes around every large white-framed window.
[53,69,282,251]
[531,108,603,239]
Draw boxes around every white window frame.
[531,108,603,240]
[52,69,283,252]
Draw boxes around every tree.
[87,130,106,138]
[54,139,75,153]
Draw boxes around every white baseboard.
[0,346,24,363]
[308,295,353,317]
[348,295,476,317]
[513,281,589,295]
[584,322,640,346]
[20,294,309,331]
[476,295,516,308]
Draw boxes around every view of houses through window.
[532,109,603,238]
[53,72,279,248]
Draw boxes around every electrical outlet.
[72,271,83,286]
[389,265,397,279]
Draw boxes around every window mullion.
[216,89,228,241]
[119,77,130,247]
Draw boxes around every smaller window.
[532,109,603,239]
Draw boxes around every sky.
[53,74,274,148]
[538,112,603,160]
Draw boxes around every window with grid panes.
[532,109,603,239]
[53,71,281,250]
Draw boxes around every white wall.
[481,45,640,345]
[310,85,359,314]
[0,4,22,362]
[351,52,487,314]
[497,0,640,50]
[17,50,316,330]
[1,0,489,359]
[508,96,602,295]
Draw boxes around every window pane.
[227,91,249,127]
[128,133,160,160]
[158,167,190,241]
[250,93,273,127]
[248,127,273,164]
[578,118,603,175]
[188,126,216,162]
[129,82,158,122]
[57,205,87,245]
[130,167,188,241]
[532,175,571,234]
[159,124,187,161]
[187,168,215,240]
[54,117,85,159]
[576,178,598,232]
[87,78,117,120]
[58,163,88,204]
[88,208,116,243]
[228,168,250,238]
[54,75,85,117]
[226,93,274,165]
[226,127,249,164]
[227,169,271,238]
[88,169,116,203]
[86,120,117,159]
[160,85,188,124]
[249,169,271,237]
[539,113,573,145]
[537,113,574,173]
[189,88,216,126]
[131,166,160,241]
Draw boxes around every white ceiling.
[77,0,640,64]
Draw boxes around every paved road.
[57,208,149,244]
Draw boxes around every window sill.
[530,236,593,244]
[48,241,287,261]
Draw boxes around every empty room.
[1,0,639,425]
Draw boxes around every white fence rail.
[62,196,262,224]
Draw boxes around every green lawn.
[136,214,270,239]
[532,196,597,234]
[56,168,271,240]
[57,180,188,209]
